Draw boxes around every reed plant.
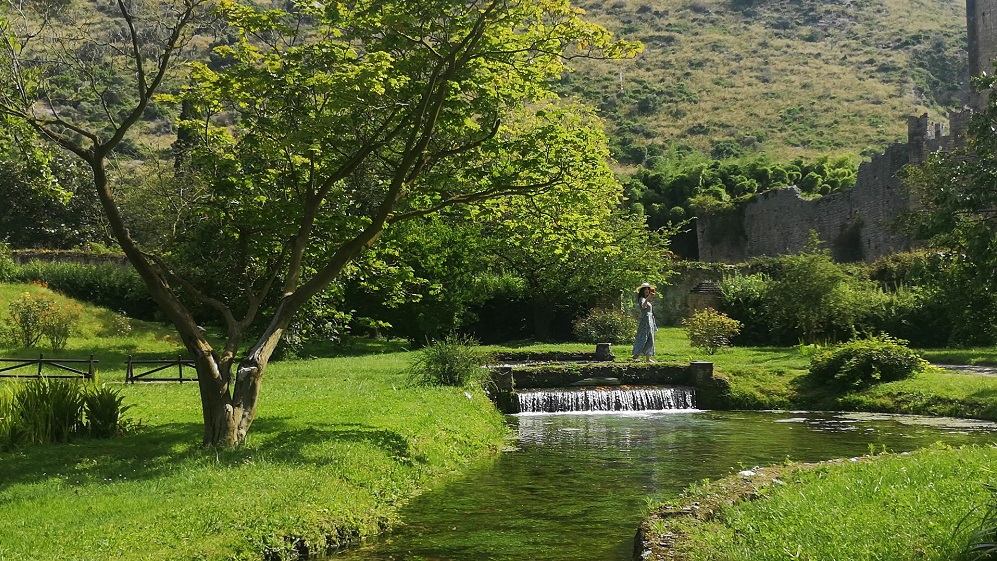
[14,378,84,444]
[83,384,133,438]
[0,384,16,449]
[410,333,490,388]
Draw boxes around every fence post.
[38,353,43,378]
[126,355,133,384]
[178,355,184,383]
[88,354,95,380]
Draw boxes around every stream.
[335,410,997,561]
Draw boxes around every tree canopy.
[0,0,641,446]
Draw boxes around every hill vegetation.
[561,0,968,164]
[5,0,967,169]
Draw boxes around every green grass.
[673,444,997,561]
[0,352,507,560]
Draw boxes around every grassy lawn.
[0,353,507,560]
[0,282,509,561]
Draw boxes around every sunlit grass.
[0,352,508,561]
[679,444,997,561]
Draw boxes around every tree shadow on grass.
[0,421,204,491]
[251,415,423,467]
[0,416,423,493]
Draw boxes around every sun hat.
[636,282,655,292]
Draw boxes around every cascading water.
[515,386,696,413]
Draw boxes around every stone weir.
[486,346,729,413]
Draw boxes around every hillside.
[561,0,968,164]
[8,0,968,169]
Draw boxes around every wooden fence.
[126,355,197,383]
[0,354,97,379]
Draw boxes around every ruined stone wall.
[696,112,968,263]
[697,143,911,263]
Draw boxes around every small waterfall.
[515,386,696,413]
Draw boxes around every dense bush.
[809,335,927,389]
[0,243,14,282]
[410,333,490,388]
[10,261,157,320]
[683,307,743,355]
[572,308,638,344]
[4,289,85,350]
[719,272,770,345]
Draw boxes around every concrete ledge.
[487,361,730,413]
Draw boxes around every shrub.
[808,335,927,389]
[719,272,770,345]
[410,333,489,388]
[40,300,84,351]
[5,291,53,348]
[683,307,743,355]
[762,245,885,344]
[0,242,14,282]
[572,308,638,344]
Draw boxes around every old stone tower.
[696,0,995,264]
[968,0,997,110]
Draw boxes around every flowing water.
[335,410,997,561]
[515,386,696,413]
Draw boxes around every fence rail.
[126,355,197,383]
[0,354,97,379]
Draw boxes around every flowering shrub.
[6,292,52,348]
[5,292,83,350]
[683,307,743,355]
[41,301,84,351]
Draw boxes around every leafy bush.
[719,272,770,345]
[683,307,743,355]
[410,333,489,388]
[572,308,638,344]
[0,242,14,282]
[5,291,52,347]
[809,335,927,389]
[40,300,83,351]
[4,291,84,350]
